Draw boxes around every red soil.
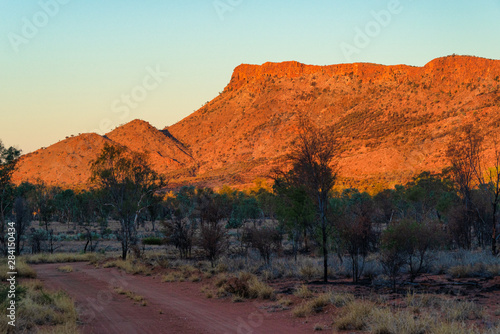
[34,262,313,334]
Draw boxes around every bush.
[198,221,229,267]
[220,272,274,300]
[242,225,281,265]
[142,237,164,246]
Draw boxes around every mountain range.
[12,55,500,191]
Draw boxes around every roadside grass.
[23,252,103,265]
[292,292,332,318]
[216,272,275,300]
[103,259,151,275]
[327,292,498,334]
[0,258,37,280]
[57,265,73,273]
[0,279,77,333]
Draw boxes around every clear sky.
[1,0,499,153]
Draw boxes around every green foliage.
[90,143,166,259]
[228,193,261,228]
[273,176,315,257]
[142,237,164,245]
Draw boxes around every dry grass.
[327,293,493,334]
[161,272,182,282]
[189,274,201,282]
[23,252,102,264]
[0,280,77,333]
[292,301,314,318]
[369,307,432,334]
[214,273,228,287]
[330,292,355,307]
[217,272,275,300]
[247,277,275,300]
[440,299,485,321]
[113,287,147,306]
[298,262,319,281]
[277,297,293,307]
[335,300,374,331]
[103,259,151,275]
[57,265,73,273]
[292,292,332,318]
[0,258,37,280]
[294,284,313,298]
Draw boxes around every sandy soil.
[33,262,312,334]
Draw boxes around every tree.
[0,140,21,254]
[273,176,315,261]
[197,192,230,266]
[475,137,500,255]
[163,218,196,259]
[228,192,261,228]
[12,196,31,255]
[286,120,338,282]
[31,180,56,253]
[90,143,166,260]
[380,222,408,291]
[446,125,483,249]
[54,189,77,228]
[337,189,377,282]
[242,224,282,265]
[381,219,442,288]
[446,125,500,254]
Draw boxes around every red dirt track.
[34,262,311,334]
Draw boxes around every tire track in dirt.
[34,262,311,334]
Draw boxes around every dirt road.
[34,263,311,334]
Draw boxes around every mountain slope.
[12,133,113,188]
[12,121,194,188]
[105,119,195,175]
[166,55,500,190]
[13,55,500,190]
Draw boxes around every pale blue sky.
[1,0,499,153]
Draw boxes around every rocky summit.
[13,55,500,191]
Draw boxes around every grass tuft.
[57,265,73,273]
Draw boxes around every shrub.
[163,218,196,259]
[220,272,274,300]
[198,221,229,267]
[242,225,281,265]
[142,237,164,246]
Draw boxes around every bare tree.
[242,224,281,265]
[163,218,196,259]
[446,125,483,249]
[287,119,338,282]
[446,125,500,254]
[474,136,500,255]
[197,192,229,266]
